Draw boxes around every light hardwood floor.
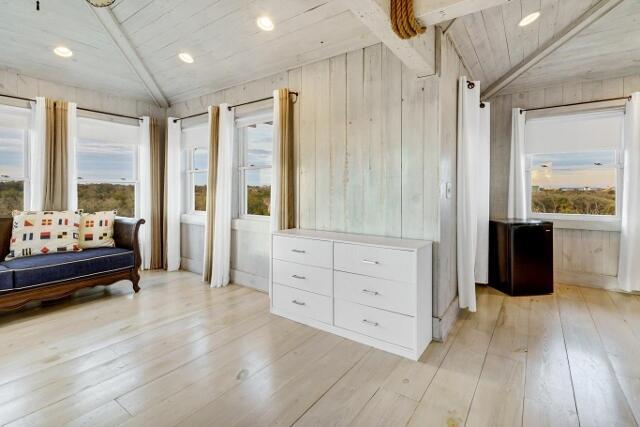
[1,271,639,427]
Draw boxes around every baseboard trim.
[556,270,618,290]
[181,257,202,275]
[231,269,268,293]
[432,296,460,342]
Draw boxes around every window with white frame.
[237,112,273,219]
[188,146,208,212]
[525,109,624,221]
[76,117,139,217]
[181,123,209,214]
[0,106,30,215]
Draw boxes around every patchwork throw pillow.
[7,211,82,260]
[79,210,117,249]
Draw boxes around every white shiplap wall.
[0,68,166,119]
[489,73,640,289]
[170,37,468,339]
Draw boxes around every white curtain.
[457,77,482,312]
[618,93,640,292]
[67,103,78,211]
[165,117,182,271]
[508,108,527,219]
[475,102,491,285]
[210,104,234,288]
[138,117,152,270]
[28,97,46,212]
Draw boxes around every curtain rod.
[519,96,631,114]
[0,93,143,121]
[172,91,299,123]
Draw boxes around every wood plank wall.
[0,68,165,118]
[489,74,640,289]
[170,39,469,338]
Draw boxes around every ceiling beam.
[415,0,511,25]
[481,0,624,100]
[349,0,437,76]
[87,5,168,108]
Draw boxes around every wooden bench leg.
[131,270,141,293]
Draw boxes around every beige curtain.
[43,99,69,211]
[149,118,165,269]
[273,89,296,230]
[202,106,220,283]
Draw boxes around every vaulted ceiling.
[0,0,638,106]
[0,0,377,105]
[447,0,640,96]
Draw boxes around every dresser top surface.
[273,228,432,250]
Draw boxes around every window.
[237,115,273,218]
[76,118,139,217]
[525,110,624,221]
[188,146,208,212]
[0,106,30,215]
[0,128,28,214]
[530,151,619,216]
[181,123,209,214]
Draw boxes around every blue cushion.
[1,247,134,290]
[0,265,12,292]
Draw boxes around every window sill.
[530,216,621,232]
[181,213,206,226]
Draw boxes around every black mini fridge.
[489,219,554,296]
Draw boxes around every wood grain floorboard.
[1,272,639,426]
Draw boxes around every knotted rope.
[390,0,426,40]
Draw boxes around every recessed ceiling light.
[256,16,274,31]
[179,52,194,64]
[54,46,73,58]
[519,11,541,27]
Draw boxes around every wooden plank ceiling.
[0,0,377,104]
[0,0,149,100]
[448,0,640,96]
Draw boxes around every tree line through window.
[76,138,136,217]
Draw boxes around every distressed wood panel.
[401,64,426,239]
[328,55,348,232]
[435,35,465,319]
[0,69,164,118]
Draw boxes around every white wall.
[489,74,640,289]
[0,68,165,119]
[170,37,469,340]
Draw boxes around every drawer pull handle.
[362,289,380,296]
[362,319,379,327]
[292,274,306,280]
[291,300,306,306]
[291,249,306,254]
[362,259,379,265]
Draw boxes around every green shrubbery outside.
[77,183,135,217]
[0,181,23,215]
[532,188,615,215]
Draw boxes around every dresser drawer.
[334,299,414,349]
[273,235,332,269]
[273,259,332,296]
[272,284,332,324]
[334,271,415,315]
[334,243,415,283]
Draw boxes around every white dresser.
[270,229,432,360]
